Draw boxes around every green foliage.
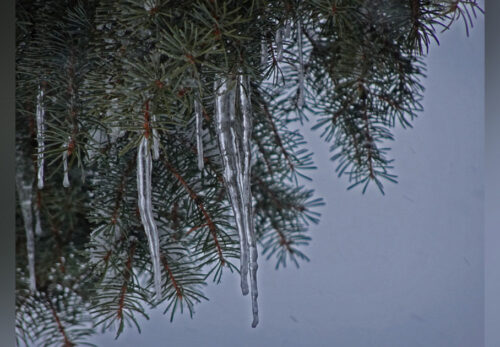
[15,0,481,344]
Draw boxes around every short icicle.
[62,138,70,188]
[195,99,204,171]
[15,171,36,292]
[214,77,249,296]
[297,19,305,108]
[36,85,45,189]
[238,74,259,328]
[137,136,162,300]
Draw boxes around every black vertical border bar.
[0,0,15,345]
[485,0,500,346]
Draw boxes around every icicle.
[261,40,267,66]
[276,28,283,62]
[238,74,259,328]
[36,85,45,189]
[15,173,36,292]
[195,100,204,170]
[214,77,249,296]
[285,19,291,39]
[137,136,162,300]
[297,20,305,108]
[215,75,259,327]
[151,113,160,160]
[62,139,70,188]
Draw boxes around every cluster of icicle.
[262,20,304,108]
[214,74,259,328]
[18,84,50,292]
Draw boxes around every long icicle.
[297,19,305,108]
[238,74,259,328]
[195,99,204,170]
[36,84,45,189]
[15,172,36,292]
[214,77,249,296]
[137,136,162,300]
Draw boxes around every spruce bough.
[15,0,481,344]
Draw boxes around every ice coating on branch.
[137,137,162,300]
[36,85,45,190]
[276,28,283,62]
[261,40,267,66]
[62,140,70,188]
[151,113,160,160]
[16,172,36,292]
[297,20,305,108]
[214,75,259,327]
[195,99,204,170]
[238,74,259,328]
[214,77,249,296]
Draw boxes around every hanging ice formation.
[297,20,305,108]
[194,99,204,170]
[275,28,283,62]
[62,138,70,188]
[137,136,162,300]
[15,171,36,292]
[214,74,259,328]
[36,84,45,189]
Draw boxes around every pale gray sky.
[91,14,484,347]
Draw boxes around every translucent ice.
[36,85,45,189]
[195,100,204,170]
[137,137,162,300]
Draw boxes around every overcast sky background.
[91,13,484,347]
